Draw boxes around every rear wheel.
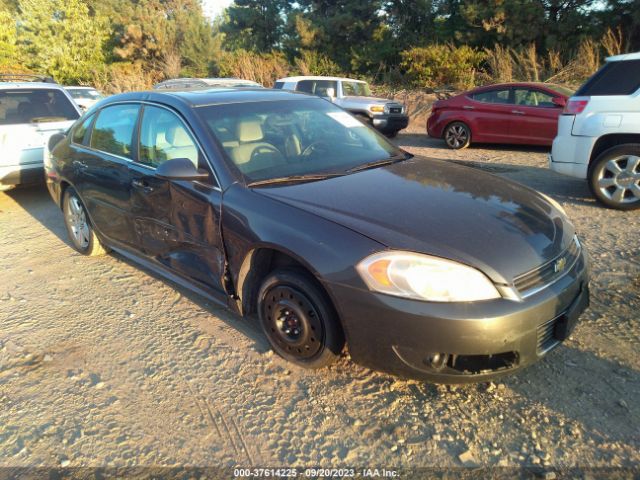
[63,187,109,255]
[258,269,344,369]
[444,121,471,149]
[589,145,640,210]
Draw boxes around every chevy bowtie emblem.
[554,257,567,273]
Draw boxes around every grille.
[537,317,560,354]
[514,237,581,297]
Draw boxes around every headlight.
[369,105,385,113]
[356,251,501,302]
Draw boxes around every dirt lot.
[0,132,638,476]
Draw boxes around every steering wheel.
[250,144,282,163]
[301,141,330,157]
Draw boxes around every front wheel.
[444,121,471,149]
[258,269,345,369]
[589,145,640,210]
[63,187,110,255]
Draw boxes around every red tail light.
[563,97,590,115]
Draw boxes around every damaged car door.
[128,104,226,293]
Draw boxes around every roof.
[471,82,573,94]
[65,86,97,90]
[106,87,313,108]
[155,77,263,88]
[0,81,66,90]
[277,76,366,83]
[606,51,640,62]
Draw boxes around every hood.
[342,96,402,106]
[255,158,574,283]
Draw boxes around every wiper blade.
[247,172,345,187]
[346,152,413,173]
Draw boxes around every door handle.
[511,110,525,115]
[131,179,154,193]
[463,106,475,110]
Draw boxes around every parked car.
[46,88,589,383]
[0,74,81,191]
[427,82,574,149]
[549,52,640,210]
[65,86,105,111]
[275,76,409,137]
[154,77,264,90]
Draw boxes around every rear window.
[274,81,284,89]
[0,89,79,125]
[576,60,640,96]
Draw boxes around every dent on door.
[134,180,225,290]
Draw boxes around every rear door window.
[90,104,140,159]
[576,60,640,96]
[273,81,284,89]
[471,89,512,104]
[0,89,79,125]
[295,80,338,97]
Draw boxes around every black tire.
[258,269,345,369]
[443,121,471,149]
[588,144,640,210]
[62,187,109,256]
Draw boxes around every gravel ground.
[0,132,638,477]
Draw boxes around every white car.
[0,75,81,191]
[549,51,640,210]
[65,86,104,111]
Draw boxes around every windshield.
[197,98,403,183]
[342,81,371,96]
[68,89,103,100]
[0,89,79,125]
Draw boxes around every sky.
[201,0,234,20]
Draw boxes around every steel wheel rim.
[66,196,90,249]
[446,125,468,148]
[262,286,324,359]
[596,155,640,205]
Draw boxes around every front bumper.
[372,114,409,133]
[329,250,589,383]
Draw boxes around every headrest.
[236,117,263,143]
[165,125,192,147]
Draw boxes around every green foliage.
[0,9,21,70]
[400,44,486,89]
[218,49,290,86]
[222,0,290,52]
[17,0,109,83]
[294,50,342,76]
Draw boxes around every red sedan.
[427,82,574,149]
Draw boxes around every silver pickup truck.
[275,76,409,137]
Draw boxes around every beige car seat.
[229,116,285,174]
[164,124,198,167]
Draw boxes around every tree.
[0,9,20,70]
[295,0,385,71]
[222,0,290,52]
[17,0,109,83]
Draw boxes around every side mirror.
[552,96,567,108]
[48,132,66,152]
[325,87,336,98]
[155,158,210,181]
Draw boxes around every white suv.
[549,52,640,210]
[0,75,81,191]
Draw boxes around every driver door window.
[138,105,202,170]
